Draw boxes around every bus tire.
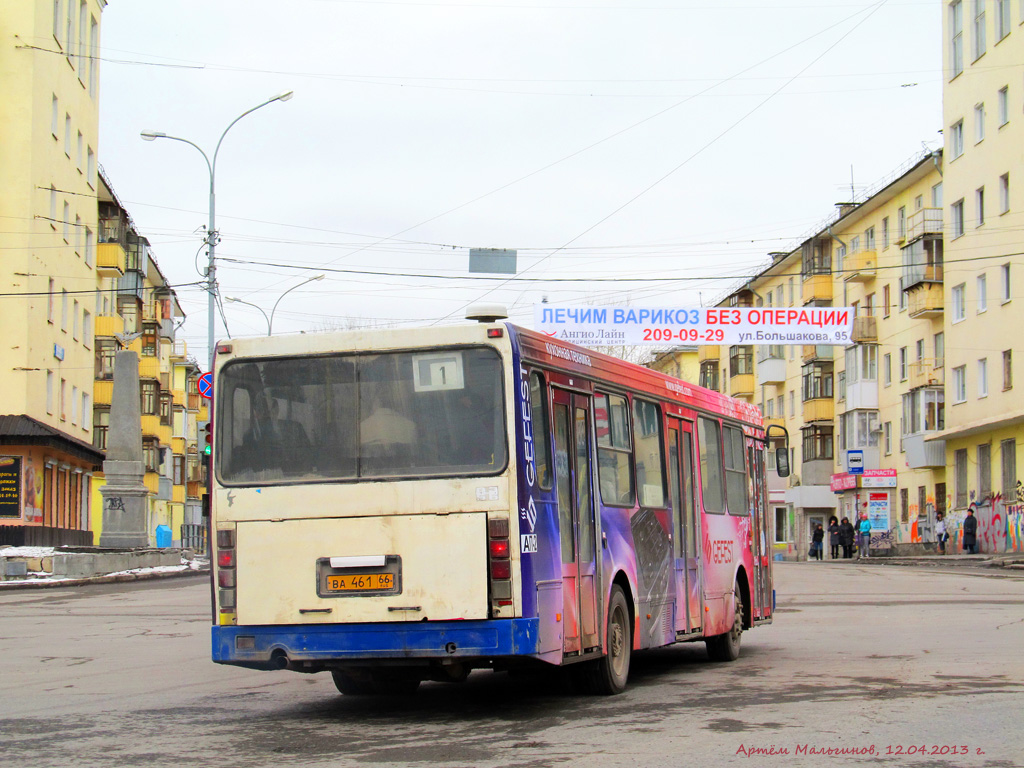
[332,669,420,696]
[706,587,743,662]
[586,585,631,695]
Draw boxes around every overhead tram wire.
[226,2,888,304]
[437,0,893,324]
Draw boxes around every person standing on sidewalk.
[935,512,948,555]
[858,515,872,558]
[828,516,841,559]
[839,517,855,558]
[811,524,825,560]
[962,508,979,554]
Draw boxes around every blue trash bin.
[155,524,172,548]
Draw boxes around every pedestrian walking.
[810,524,825,560]
[828,516,841,559]
[962,508,978,554]
[935,511,948,555]
[839,516,855,559]
[858,515,872,558]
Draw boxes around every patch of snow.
[0,546,57,558]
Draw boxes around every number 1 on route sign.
[198,372,213,400]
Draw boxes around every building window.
[978,443,992,501]
[996,0,1011,38]
[60,377,67,420]
[932,182,944,207]
[1001,438,1017,500]
[934,332,945,366]
[142,323,158,356]
[89,16,98,96]
[84,227,93,266]
[974,103,985,143]
[884,422,892,455]
[699,361,720,392]
[62,201,70,243]
[898,277,908,311]
[801,425,833,462]
[897,206,907,241]
[998,86,1009,125]
[71,385,78,426]
[899,347,908,381]
[87,147,95,187]
[882,217,889,249]
[883,284,891,317]
[143,440,159,474]
[976,187,985,226]
[64,113,71,156]
[47,370,54,414]
[955,448,968,507]
[951,199,965,237]
[883,353,892,386]
[93,407,109,450]
[1001,263,1011,302]
[729,346,753,376]
[902,388,945,434]
[61,289,68,331]
[1003,349,1013,390]
[977,273,987,312]
[951,120,965,158]
[972,0,987,58]
[900,488,910,524]
[999,173,1009,214]
[141,381,159,416]
[95,339,116,379]
[952,283,966,322]
[160,392,172,427]
[936,483,947,515]
[72,299,79,340]
[53,0,62,43]
[950,0,964,76]
[801,361,833,401]
[953,365,967,403]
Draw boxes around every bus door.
[667,417,702,634]
[552,388,600,654]
[747,440,772,618]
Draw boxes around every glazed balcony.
[94,380,113,406]
[94,314,124,339]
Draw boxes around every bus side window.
[528,371,553,489]
[594,393,635,507]
[631,398,666,508]
[697,417,726,514]
[722,425,749,516]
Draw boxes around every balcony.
[144,472,160,495]
[851,316,877,343]
[138,355,162,380]
[802,273,833,304]
[94,314,124,338]
[803,397,834,423]
[909,360,944,390]
[844,379,878,411]
[756,356,787,385]
[172,436,187,455]
[904,433,946,469]
[729,373,755,398]
[843,249,876,283]
[96,243,126,277]
[186,480,203,500]
[698,345,720,363]
[802,344,832,362]
[188,392,202,412]
[94,380,113,406]
[907,283,944,319]
[172,484,186,504]
[763,416,785,431]
[172,389,187,408]
[906,207,943,242]
[141,414,172,445]
[159,318,175,341]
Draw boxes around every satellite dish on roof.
[465,304,508,323]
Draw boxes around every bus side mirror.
[775,447,790,478]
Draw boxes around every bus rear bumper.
[212,618,540,667]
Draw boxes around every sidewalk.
[0,545,210,590]
[802,551,1024,570]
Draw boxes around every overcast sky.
[97,0,941,365]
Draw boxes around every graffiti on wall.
[943,482,1024,554]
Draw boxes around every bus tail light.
[488,516,513,612]
[216,528,237,624]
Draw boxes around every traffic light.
[200,420,212,456]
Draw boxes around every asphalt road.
[1,562,1022,768]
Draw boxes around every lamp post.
[269,274,325,335]
[225,274,324,336]
[141,90,293,370]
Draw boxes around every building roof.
[0,415,105,468]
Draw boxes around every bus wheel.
[706,587,743,662]
[332,669,420,696]
[586,585,631,695]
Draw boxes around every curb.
[0,566,210,590]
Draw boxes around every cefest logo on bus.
[518,366,539,555]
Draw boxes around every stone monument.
[99,350,149,547]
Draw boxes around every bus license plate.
[325,573,394,593]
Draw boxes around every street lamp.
[269,274,325,335]
[224,296,270,335]
[140,90,293,370]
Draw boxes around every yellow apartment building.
[0,0,107,543]
[647,346,699,384]
[89,172,203,548]
[939,0,1024,553]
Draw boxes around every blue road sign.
[198,372,213,400]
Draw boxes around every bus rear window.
[217,347,506,484]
